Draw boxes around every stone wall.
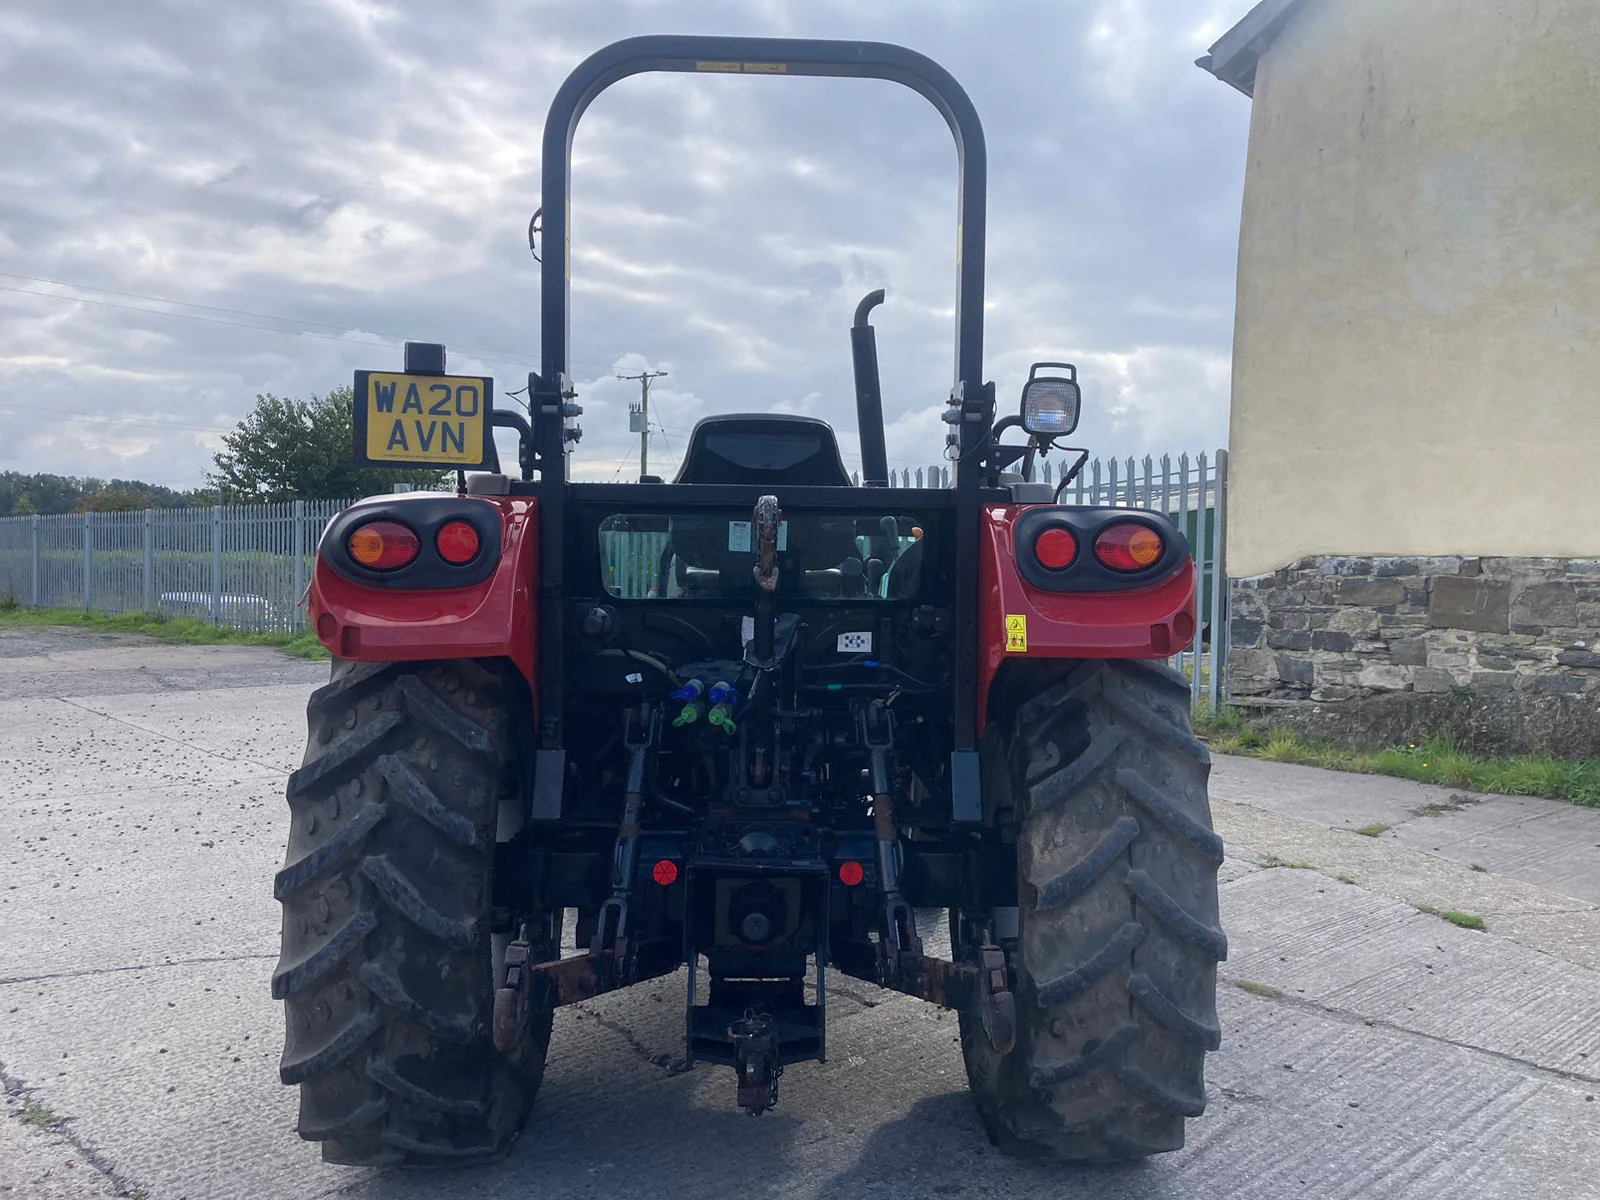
[1227,556,1600,757]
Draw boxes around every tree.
[207,386,449,502]
[74,485,153,513]
[10,494,36,516]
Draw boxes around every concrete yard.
[2,628,1597,1200]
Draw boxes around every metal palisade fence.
[0,448,1228,704]
[0,501,350,635]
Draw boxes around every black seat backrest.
[673,414,853,486]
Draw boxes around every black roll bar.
[530,37,991,812]
[536,34,988,468]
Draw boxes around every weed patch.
[1232,980,1284,999]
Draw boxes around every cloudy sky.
[0,0,1252,489]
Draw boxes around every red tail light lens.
[347,520,419,570]
[1032,527,1078,571]
[1094,522,1165,572]
[435,520,481,565]
[838,860,865,887]
[652,859,679,886]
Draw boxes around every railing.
[0,448,1228,703]
[0,502,349,634]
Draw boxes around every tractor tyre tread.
[959,658,1226,1162]
[273,658,550,1167]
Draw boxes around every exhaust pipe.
[851,289,889,487]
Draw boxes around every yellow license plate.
[353,370,493,467]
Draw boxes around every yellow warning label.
[1005,614,1028,653]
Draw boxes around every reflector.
[1033,527,1078,570]
[436,520,481,565]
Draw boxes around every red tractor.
[272,34,1225,1166]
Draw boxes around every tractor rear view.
[271,34,1226,1166]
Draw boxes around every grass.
[1196,715,1600,808]
[1232,979,1284,999]
[1414,796,1480,817]
[1262,854,1318,870]
[1355,822,1390,838]
[1414,903,1487,931]
[18,1099,56,1128]
[0,607,328,660]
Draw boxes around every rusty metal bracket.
[889,942,1016,1056]
[494,945,612,1053]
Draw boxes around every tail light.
[435,520,481,565]
[347,520,419,570]
[1031,527,1077,571]
[1094,522,1165,572]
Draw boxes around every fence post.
[142,509,154,613]
[82,512,93,611]
[29,515,40,609]
[1209,449,1230,710]
[211,504,223,625]
[1191,453,1210,708]
[292,500,306,631]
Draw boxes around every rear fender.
[977,504,1197,734]
[307,494,538,695]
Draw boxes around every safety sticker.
[1005,614,1028,653]
[838,631,873,653]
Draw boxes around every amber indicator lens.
[435,520,481,565]
[1094,523,1164,572]
[1033,527,1078,570]
[347,520,420,570]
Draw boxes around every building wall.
[1227,0,1600,579]
[1229,555,1600,758]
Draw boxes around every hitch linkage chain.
[590,704,657,985]
[859,701,923,985]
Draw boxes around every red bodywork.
[309,496,1195,743]
[308,496,540,696]
[976,505,1197,735]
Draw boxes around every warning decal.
[1005,614,1028,653]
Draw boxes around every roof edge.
[1195,0,1315,98]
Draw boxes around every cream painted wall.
[1227,0,1600,578]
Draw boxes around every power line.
[0,272,616,377]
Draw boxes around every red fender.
[977,505,1198,734]
[307,497,539,699]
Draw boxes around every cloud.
[0,0,1250,489]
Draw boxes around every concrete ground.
[2,628,1597,1200]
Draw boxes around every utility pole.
[619,368,669,479]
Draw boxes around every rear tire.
[272,658,552,1166]
[958,659,1226,1161]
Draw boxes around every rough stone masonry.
[1227,555,1600,757]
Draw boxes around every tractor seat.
[673,414,853,486]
